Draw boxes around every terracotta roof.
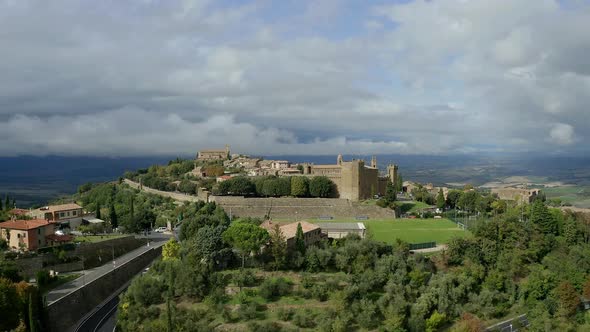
[0,219,53,230]
[261,221,319,240]
[9,208,29,216]
[45,234,74,242]
[36,203,82,213]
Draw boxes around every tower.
[371,155,377,168]
[387,164,398,185]
[337,154,343,165]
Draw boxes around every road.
[46,233,170,305]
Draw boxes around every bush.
[292,308,317,328]
[259,277,291,300]
[311,283,329,301]
[236,303,259,321]
[36,270,53,287]
[247,321,283,332]
[276,307,294,321]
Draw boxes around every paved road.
[46,234,170,305]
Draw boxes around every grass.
[74,234,127,243]
[311,218,470,244]
[398,201,432,213]
[544,185,590,208]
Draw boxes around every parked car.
[154,227,167,233]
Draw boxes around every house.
[29,203,84,229]
[0,219,56,251]
[260,220,322,249]
[316,222,366,239]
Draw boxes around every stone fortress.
[196,147,398,202]
[300,154,398,201]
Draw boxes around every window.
[38,229,41,235]
[67,211,70,216]
[72,210,77,216]
[59,212,65,218]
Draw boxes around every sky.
[0,0,589,157]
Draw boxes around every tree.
[555,281,580,317]
[446,190,463,209]
[309,176,335,198]
[530,199,557,235]
[436,189,445,210]
[96,201,102,219]
[458,191,480,213]
[109,202,118,229]
[269,224,287,270]
[295,223,306,255]
[385,181,396,203]
[4,195,10,211]
[163,239,181,261]
[395,173,403,193]
[217,177,256,196]
[291,177,310,197]
[223,223,269,268]
[0,277,21,331]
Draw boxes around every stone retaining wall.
[45,246,162,332]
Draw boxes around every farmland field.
[310,218,470,244]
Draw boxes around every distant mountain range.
[1,154,589,207]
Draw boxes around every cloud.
[549,123,575,145]
[0,0,589,156]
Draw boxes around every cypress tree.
[4,195,9,211]
[0,195,3,210]
[109,202,118,229]
[436,189,446,209]
[295,223,305,255]
[385,181,397,203]
[95,202,101,219]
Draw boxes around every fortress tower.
[371,156,377,168]
[387,164,399,185]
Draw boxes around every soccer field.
[313,218,470,244]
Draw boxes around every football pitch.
[313,218,470,244]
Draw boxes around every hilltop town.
[1,147,589,332]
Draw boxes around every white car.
[154,227,167,233]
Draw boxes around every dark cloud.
[0,0,588,156]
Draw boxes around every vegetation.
[117,197,590,331]
[216,175,336,198]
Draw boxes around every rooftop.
[316,222,366,230]
[35,203,82,213]
[261,221,320,239]
[0,219,53,230]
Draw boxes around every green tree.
[291,177,310,197]
[4,195,10,211]
[217,177,256,196]
[309,176,335,198]
[96,201,102,219]
[163,239,181,261]
[0,277,21,331]
[458,191,480,213]
[269,224,287,270]
[109,202,118,229]
[295,223,306,255]
[395,173,403,193]
[223,223,269,267]
[530,199,557,235]
[385,180,396,203]
[426,310,446,332]
[446,190,463,209]
[436,189,445,210]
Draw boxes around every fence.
[409,242,436,250]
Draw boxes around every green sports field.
[312,218,470,244]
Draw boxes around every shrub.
[311,283,329,301]
[259,277,292,300]
[247,321,282,332]
[276,307,294,321]
[236,303,259,321]
[36,270,53,287]
[292,308,317,328]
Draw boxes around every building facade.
[491,187,541,204]
[0,219,55,251]
[301,155,398,201]
[29,203,84,229]
[197,145,230,161]
[316,222,366,239]
[260,221,322,249]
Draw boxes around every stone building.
[491,187,541,204]
[300,155,398,201]
[316,222,366,239]
[197,145,230,161]
[260,220,321,249]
